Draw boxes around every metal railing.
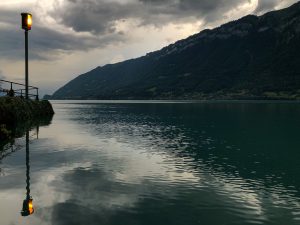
[0,79,39,100]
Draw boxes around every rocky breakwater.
[0,97,54,141]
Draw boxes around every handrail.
[0,79,39,100]
[0,79,38,89]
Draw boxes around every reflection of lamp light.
[21,198,34,217]
[21,131,34,217]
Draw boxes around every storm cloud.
[55,0,250,34]
[0,6,125,60]
[0,0,298,60]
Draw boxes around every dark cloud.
[55,0,250,34]
[0,8,125,60]
[29,25,124,60]
[0,0,296,61]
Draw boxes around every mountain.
[52,2,300,100]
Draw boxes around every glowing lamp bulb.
[27,15,32,27]
[21,13,32,31]
[28,199,34,215]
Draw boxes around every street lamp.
[21,13,32,100]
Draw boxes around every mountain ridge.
[51,2,300,100]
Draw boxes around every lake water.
[0,100,300,225]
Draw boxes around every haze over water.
[0,100,300,225]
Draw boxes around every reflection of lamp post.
[21,131,34,217]
[21,13,32,100]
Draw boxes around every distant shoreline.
[46,92,300,101]
[48,99,300,103]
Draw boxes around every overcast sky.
[0,0,298,96]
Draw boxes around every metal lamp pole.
[21,13,32,100]
[25,30,28,99]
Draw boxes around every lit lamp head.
[21,13,32,31]
[21,198,34,217]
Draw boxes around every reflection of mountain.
[52,2,300,100]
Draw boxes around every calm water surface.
[0,101,300,225]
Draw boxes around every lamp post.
[21,13,32,100]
